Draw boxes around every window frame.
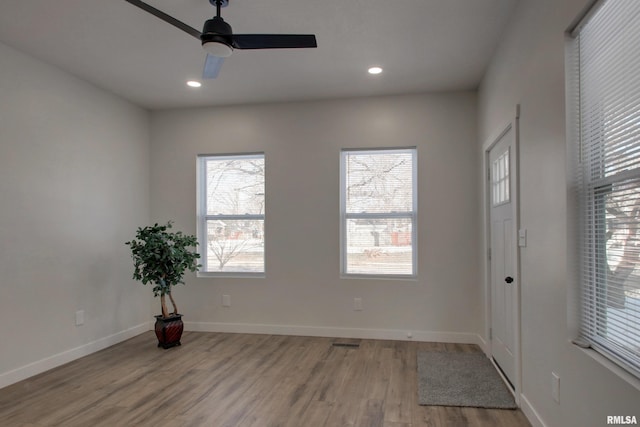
[196,152,266,278]
[569,0,640,380]
[339,147,418,279]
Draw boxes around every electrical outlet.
[354,297,363,311]
[551,372,560,403]
[75,310,85,326]
[222,294,231,307]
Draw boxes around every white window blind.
[197,154,265,275]
[340,148,417,277]
[572,0,640,377]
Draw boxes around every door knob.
[505,276,514,284]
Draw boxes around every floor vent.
[332,342,360,348]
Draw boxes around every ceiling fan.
[124,0,317,79]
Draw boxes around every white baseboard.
[0,322,151,390]
[185,321,483,346]
[520,393,548,427]
[476,334,489,354]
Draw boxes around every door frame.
[482,105,522,405]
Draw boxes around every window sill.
[340,274,417,281]
[197,272,265,279]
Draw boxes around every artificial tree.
[125,222,200,318]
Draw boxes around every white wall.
[0,41,151,387]
[478,0,640,426]
[150,92,481,342]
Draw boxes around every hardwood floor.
[0,332,531,427]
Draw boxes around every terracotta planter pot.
[154,314,183,349]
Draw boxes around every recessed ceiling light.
[187,80,202,88]
[368,67,383,75]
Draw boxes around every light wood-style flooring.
[0,332,531,426]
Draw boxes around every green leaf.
[126,221,200,303]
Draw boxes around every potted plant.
[125,221,200,349]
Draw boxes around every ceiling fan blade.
[203,54,225,79]
[124,0,201,40]
[231,34,317,50]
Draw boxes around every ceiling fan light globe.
[203,41,233,57]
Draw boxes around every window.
[571,0,640,377]
[197,153,265,275]
[492,149,510,206]
[340,148,417,277]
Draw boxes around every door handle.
[505,276,514,284]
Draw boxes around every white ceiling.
[0,0,518,110]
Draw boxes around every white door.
[489,126,517,387]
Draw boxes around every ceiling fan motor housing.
[202,16,232,38]
[201,16,233,56]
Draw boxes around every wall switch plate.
[518,229,527,247]
[551,372,560,403]
[354,297,363,311]
[75,310,85,326]
[222,295,231,307]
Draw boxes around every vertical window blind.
[573,0,640,377]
